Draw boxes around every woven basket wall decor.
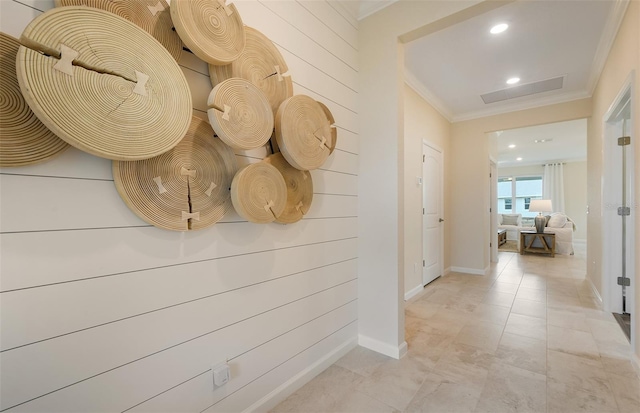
[316,100,338,155]
[170,0,245,65]
[113,117,238,231]
[0,32,69,167]
[16,6,192,161]
[207,78,274,150]
[209,26,293,116]
[230,162,287,224]
[265,153,313,224]
[54,0,184,61]
[275,95,332,171]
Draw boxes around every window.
[497,175,542,217]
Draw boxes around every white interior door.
[423,143,443,285]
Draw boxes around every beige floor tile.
[496,274,523,285]
[547,308,590,332]
[547,293,583,307]
[547,381,619,413]
[515,287,547,303]
[511,298,547,319]
[331,391,399,413]
[474,362,546,413]
[431,343,494,389]
[454,320,504,352]
[600,355,639,379]
[587,318,630,346]
[271,365,363,413]
[355,355,430,411]
[405,373,482,413]
[406,330,455,369]
[520,275,546,291]
[335,346,390,378]
[469,303,511,326]
[548,325,600,360]
[494,332,546,375]
[405,299,442,320]
[482,291,516,308]
[606,371,640,412]
[490,282,520,294]
[547,350,613,396]
[417,308,469,336]
[504,313,547,340]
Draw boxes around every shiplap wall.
[0,1,359,411]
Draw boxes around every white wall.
[0,1,359,411]
[498,161,587,241]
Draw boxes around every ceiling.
[339,0,627,167]
[489,119,587,168]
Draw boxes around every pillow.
[502,215,519,226]
[547,213,567,228]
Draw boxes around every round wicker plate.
[0,32,68,167]
[316,101,338,155]
[207,78,274,150]
[54,0,183,61]
[275,95,332,170]
[113,117,238,231]
[230,162,287,224]
[16,6,192,161]
[265,153,313,224]
[209,26,293,116]
[171,0,245,65]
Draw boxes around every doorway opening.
[603,81,635,342]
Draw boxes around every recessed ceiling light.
[507,77,520,85]
[516,157,523,161]
[490,23,509,34]
[508,144,516,149]
[534,139,553,143]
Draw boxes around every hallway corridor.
[272,247,639,412]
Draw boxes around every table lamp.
[529,199,553,233]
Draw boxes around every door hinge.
[617,277,631,286]
[423,260,425,267]
[618,136,631,146]
[423,208,425,215]
[423,154,425,162]
[618,206,631,216]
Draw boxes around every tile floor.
[271,246,640,412]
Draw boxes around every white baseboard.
[358,334,407,359]
[450,266,485,276]
[587,277,603,303]
[244,336,358,413]
[404,284,424,301]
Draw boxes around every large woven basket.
[16,6,192,161]
[113,117,238,231]
[230,162,287,224]
[265,153,313,224]
[275,95,332,171]
[209,26,293,116]
[54,0,184,61]
[0,32,68,167]
[207,78,274,150]
[171,0,245,65]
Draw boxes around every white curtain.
[543,163,565,213]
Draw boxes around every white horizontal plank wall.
[0,0,359,411]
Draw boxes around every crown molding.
[586,0,630,95]
[358,0,399,21]
[404,69,454,122]
[451,90,592,123]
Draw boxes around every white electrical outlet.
[212,362,230,388]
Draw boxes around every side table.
[520,231,555,257]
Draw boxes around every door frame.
[422,140,444,285]
[601,72,635,348]
[490,158,498,263]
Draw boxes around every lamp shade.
[529,199,552,213]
